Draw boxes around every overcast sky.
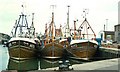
[0,0,119,37]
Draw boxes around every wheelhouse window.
[30,44,35,48]
[23,42,29,46]
[71,44,77,48]
[11,41,17,46]
[9,43,12,47]
[94,45,97,48]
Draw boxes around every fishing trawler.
[41,6,64,59]
[67,10,98,60]
[6,7,38,60]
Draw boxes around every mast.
[51,11,54,42]
[106,19,108,31]
[20,5,25,36]
[49,23,51,41]
[67,5,70,32]
[30,13,35,38]
[65,5,70,37]
[13,5,29,37]
[78,9,96,39]
[31,13,34,27]
[45,23,48,44]
[45,24,47,35]
[13,20,18,37]
[74,20,76,39]
[44,23,47,45]
[51,5,55,42]
[60,24,63,38]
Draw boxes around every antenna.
[67,5,70,30]
[32,13,34,25]
[104,24,105,31]
[21,4,25,14]
[106,19,108,31]
[50,5,56,12]
[31,13,35,37]
[82,9,89,19]
[65,5,71,37]
[21,1,27,15]
[50,5,56,42]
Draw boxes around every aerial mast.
[106,19,108,31]
[60,24,63,38]
[83,9,89,39]
[65,5,71,37]
[51,5,56,42]
[74,20,76,39]
[14,4,28,37]
[79,9,96,39]
[20,5,25,36]
[29,13,35,38]
[45,23,48,45]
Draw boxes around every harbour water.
[0,45,9,72]
[0,45,90,71]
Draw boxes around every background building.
[103,31,115,42]
[114,24,120,43]
[118,1,120,24]
[114,2,120,43]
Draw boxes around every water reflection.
[6,58,90,71]
[0,45,9,71]
[40,58,59,69]
[7,58,38,71]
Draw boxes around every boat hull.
[41,42,64,59]
[7,40,37,60]
[67,41,97,60]
[9,46,36,60]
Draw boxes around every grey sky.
[0,0,119,37]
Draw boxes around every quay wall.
[93,47,120,60]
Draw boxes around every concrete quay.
[72,58,119,70]
[28,58,119,72]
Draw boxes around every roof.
[114,24,120,27]
[104,31,114,35]
[8,37,36,44]
[70,39,98,45]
